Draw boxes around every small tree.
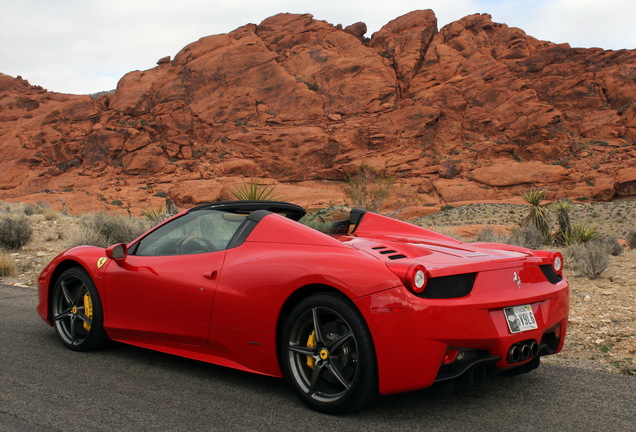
[343,164,393,213]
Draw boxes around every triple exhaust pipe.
[507,341,539,363]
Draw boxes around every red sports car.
[37,201,569,413]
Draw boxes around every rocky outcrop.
[0,11,634,215]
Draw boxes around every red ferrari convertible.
[37,201,569,413]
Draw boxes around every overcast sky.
[1,0,634,95]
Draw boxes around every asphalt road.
[1,283,635,432]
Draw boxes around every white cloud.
[0,0,632,94]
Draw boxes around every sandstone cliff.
[1,11,634,214]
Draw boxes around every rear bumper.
[356,271,569,395]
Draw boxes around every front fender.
[36,246,110,324]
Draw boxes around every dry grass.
[0,251,16,277]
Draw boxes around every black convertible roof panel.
[189,200,307,221]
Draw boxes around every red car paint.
[37,202,568,401]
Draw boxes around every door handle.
[203,271,218,280]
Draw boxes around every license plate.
[504,304,538,333]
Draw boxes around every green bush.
[629,231,636,249]
[0,216,33,250]
[565,242,610,279]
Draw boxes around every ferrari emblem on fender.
[513,272,521,289]
[97,257,108,269]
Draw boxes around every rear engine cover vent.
[372,246,407,260]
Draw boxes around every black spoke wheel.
[281,293,378,414]
[51,268,108,351]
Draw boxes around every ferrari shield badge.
[97,257,108,269]
[512,272,521,289]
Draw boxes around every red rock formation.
[0,11,634,215]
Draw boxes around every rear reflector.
[443,348,460,364]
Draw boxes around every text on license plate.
[503,304,538,333]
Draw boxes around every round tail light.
[551,252,564,275]
[407,265,428,294]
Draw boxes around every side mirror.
[106,243,128,261]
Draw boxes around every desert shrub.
[44,209,59,221]
[343,164,393,213]
[231,178,279,201]
[0,216,33,250]
[0,251,17,277]
[508,225,545,250]
[629,231,636,249]
[67,213,154,248]
[596,235,623,256]
[565,242,610,279]
[476,226,509,243]
[23,203,38,216]
[66,225,111,249]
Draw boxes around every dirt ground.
[1,200,634,376]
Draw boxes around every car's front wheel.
[281,293,378,414]
[51,267,108,351]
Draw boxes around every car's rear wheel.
[51,268,108,351]
[281,293,378,414]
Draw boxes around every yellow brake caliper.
[83,293,93,331]
[306,331,316,369]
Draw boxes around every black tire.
[51,267,108,351]
[280,293,378,414]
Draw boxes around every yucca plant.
[141,206,169,222]
[231,178,279,201]
[521,189,550,238]
[551,199,572,245]
[565,224,599,244]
